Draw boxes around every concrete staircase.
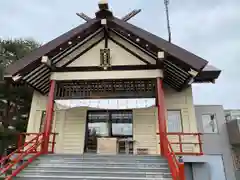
[14,154,172,180]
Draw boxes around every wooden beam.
[121,9,141,22]
[41,56,56,71]
[54,65,157,72]
[102,19,109,48]
[76,13,92,22]
[51,69,163,81]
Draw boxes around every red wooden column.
[156,77,167,156]
[42,80,56,154]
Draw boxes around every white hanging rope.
[56,98,155,110]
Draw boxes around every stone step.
[14,174,172,180]
[29,161,169,168]
[36,157,167,164]
[24,165,170,173]
[13,154,172,180]
[19,170,172,178]
[38,155,167,162]
[41,154,165,159]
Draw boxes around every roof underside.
[5,8,221,94]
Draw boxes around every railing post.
[42,80,56,154]
[179,162,185,180]
[156,77,167,156]
[17,134,23,152]
[179,135,183,154]
[197,133,203,155]
[51,133,56,153]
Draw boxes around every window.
[111,111,133,136]
[39,111,46,132]
[87,112,109,136]
[87,110,133,137]
[167,110,183,132]
[232,149,240,170]
[39,111,54,132]
[230,110,240,120]
[201,114,218,133]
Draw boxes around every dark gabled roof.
[5,19,101,76]
[195,65,221,83]
[4,5,221,94]
[108,17,208,71]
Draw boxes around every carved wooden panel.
[55,79,156,99]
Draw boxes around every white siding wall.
[26,91,48,134]
[25,91,49,146]
[164,85,199,153]
[165,85,197,133]
[26,92,87,154]
[60,108,87,154]
[53,111,64,153]
[133,107,158,155]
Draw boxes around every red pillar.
[42,80,56,154]
[156,77,167,156]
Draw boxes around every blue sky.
[1,0,240,108]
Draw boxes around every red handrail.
[5,138,44,180]
[162,132,203,180]
[16,133,58,154]
[166,132,203,155]
[157,132,203,155]
[0,132,57,179]
[163,135,185,180]
[0,135,43,175]
[0,133,42,165]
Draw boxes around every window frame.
[166,109,183,133]
[39,111,55,132]
[201,113,219,134]
[111,111,133,137]
[87,111,110,137]
[87,110,133,138]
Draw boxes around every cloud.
[167,0,240,108]
[0,0,239,108]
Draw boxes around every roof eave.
[5,18,101,77]
[108,17,208,71]
[194,69,221,83]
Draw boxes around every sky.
[0,0,239,109]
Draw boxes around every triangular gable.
[66,39,156,68]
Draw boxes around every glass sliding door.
[111,111,133,137]
[88,112,110,137]
[111,111,133,154]
[85,110,133,154]
[85,111,109,153]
